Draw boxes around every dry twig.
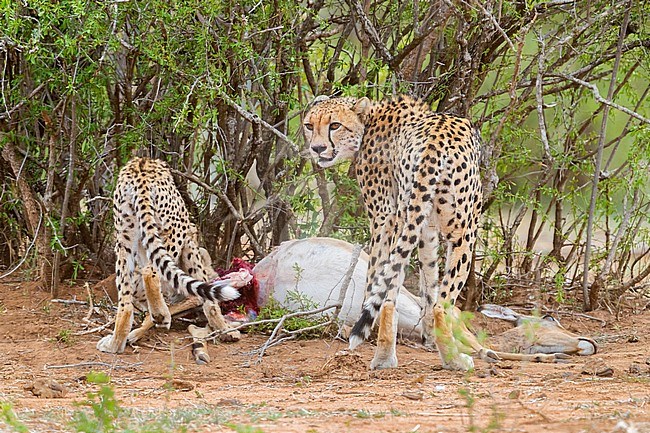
[51,298,88,305]
[45,361,143,370]
[73,318,115,336]
[82,282,95,323]
[333,243,363,323]
[248,304,341,364]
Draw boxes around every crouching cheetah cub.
[304,95,489,371]
[97,157,240,355]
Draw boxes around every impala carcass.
[253,237,597,362]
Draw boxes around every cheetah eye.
[304,123,313,131]
[330,122,342,131]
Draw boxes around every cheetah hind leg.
[142,267,171,329]
[369,300,399,370]
[97,247,134,354]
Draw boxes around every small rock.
[410,374,425,385]
[581,361,614,377]
[628,363,643,375]
[25,378,68,398]
[627,335,639,343]
[162,379,194,392]
[476,366,503,378]
[508,389,521,399]
[498,362,514,370]
[612,420,650,433]
[216,398,242,407]
[403,391,424,401]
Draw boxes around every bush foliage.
[1,0,648,308]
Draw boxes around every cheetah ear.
[353,97,371,115]
[312,95,330,105]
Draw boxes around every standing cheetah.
[97,157,240,355]
[303,95,486,370]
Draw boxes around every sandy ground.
[1,281,649,433]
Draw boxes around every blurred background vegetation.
[0,0,648,310]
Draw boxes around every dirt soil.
[1,281,649,433]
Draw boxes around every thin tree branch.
[348,0,395,67]
[582,3,630,310]
[218,93,299,152]
[0,80,51,121]
[553,73,650,126]
[171,168,265,257]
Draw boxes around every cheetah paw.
[370,353,398,370]
[149,308,171,330]
[96,334,126,354]
[127,328,146,344]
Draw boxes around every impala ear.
[353,97,371,115]
[312,95,330,105]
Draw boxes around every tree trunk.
[1,139,52,288]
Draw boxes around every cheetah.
[303,95,491,370]
[97,157,240,356]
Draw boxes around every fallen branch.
[182,302,342,344]
[251,304,340,364]
[45,361,143,370]
[333,243,363,324]
[73,318,115,336]
[51,298,88,305]
[82,282,94,323]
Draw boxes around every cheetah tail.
[135,186,240,303]
[190,279,240,303]
[142,230,240,302]
[348,304,377,350]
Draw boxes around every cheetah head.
[303,96,370,168]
